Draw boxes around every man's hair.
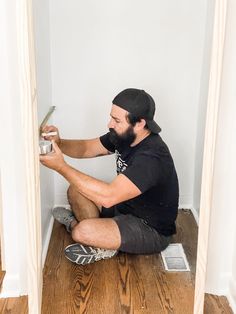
[126,113,148,129]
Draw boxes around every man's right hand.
[41,125,61,146]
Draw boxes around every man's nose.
[108,119,114,129]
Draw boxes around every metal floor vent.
[161,243,190,271]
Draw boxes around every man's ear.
[135,119,147,130]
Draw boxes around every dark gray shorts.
[100,207,172,254]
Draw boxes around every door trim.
[15,0,228,313]
[17,0,42,312]
[193,0,228,313]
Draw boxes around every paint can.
[39,140,52,155]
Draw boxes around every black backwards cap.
[112,88,161,134]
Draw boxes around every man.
[40,88,179,266]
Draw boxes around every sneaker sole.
[65,244,98,265]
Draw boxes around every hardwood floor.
[42,209,233,314]
[205,294,233,314]
[0,210,232,313]
[0,296,28,314]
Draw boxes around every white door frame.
[193,0,227,313]
[17,0,43,313]
[18,0,42,314]
[0,0,42,312]
[0,171,6,271]
[0,0,228,313]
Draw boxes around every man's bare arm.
[59,138,110,158]
[58,165,141,208]
[41,125,110,158]
[40,141,141,208]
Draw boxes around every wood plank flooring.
[42,209,233,314]
[0,296,28,314]
[205,294,233,314]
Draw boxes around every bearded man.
[40,88,179,265]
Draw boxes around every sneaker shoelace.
[64,213,74,223]
[63,213,75,232]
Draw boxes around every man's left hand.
[40,140,67,172]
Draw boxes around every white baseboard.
[41,205,71,268]
[205,274,235,312]
[189,207,199,225]
[228,277,236,313]
[53,203,199,226]
[0,273,21,297]
[40,204,199,271]
[205,272,232,297]
[42,215,54,268]
[54,194,69,207]
[179,204,199,226]
[54,203,70,209]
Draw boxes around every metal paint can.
[39,140,52,155]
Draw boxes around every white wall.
[192,0,215,219]
[32,0,54,255]
[205,1,236,311]
[50,0,208,207]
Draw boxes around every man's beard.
[109,126,136,149]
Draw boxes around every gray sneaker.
[64,243,117,265]
[52,207,76,232]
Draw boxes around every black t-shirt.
[100,132,179,236]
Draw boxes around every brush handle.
[41,131,57,137]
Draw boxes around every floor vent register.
[161,243,190,271]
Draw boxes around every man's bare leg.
[67,185,100,222]
[67,185,121,249]
[71,218,121,250]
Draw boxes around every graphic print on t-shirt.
[115,150,128,173]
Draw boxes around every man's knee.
[71,220,92,243]
[67,185,79,204]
